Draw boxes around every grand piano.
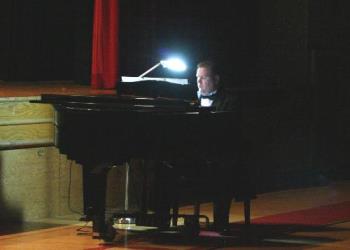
[33,80,265,241]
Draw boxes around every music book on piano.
[118,76,196,100]
[121,76,188,85]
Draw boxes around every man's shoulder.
[215,88,238,111]
[219,88,237,98]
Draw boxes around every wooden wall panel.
[0,97,83,222]
[0,101,53,126]
[0,98,54,149]
[0,123,54,149]
[0,147,84,221]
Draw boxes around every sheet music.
[121,76,188,85]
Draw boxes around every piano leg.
[153,161,176,229]
[244,199,251,225]
[82,165,95,221]
[213,195,231,232]
[82,163,111,239]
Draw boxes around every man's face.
[196,67,219,95]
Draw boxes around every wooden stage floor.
[1,181,350,249]
[0,81,115,98]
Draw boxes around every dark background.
[0,0,349,190]
[0,0,93,82]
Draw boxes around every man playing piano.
[151,60,252,235]
[195,60,238,234]
[196,60,237,111]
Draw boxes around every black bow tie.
[200,93,216,100]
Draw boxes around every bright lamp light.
[160,58,187,72]
[138,58,187,78]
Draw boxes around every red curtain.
[91,0,119,89]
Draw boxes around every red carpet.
[251,201,350,226]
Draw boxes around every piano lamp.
[121,57,188,85]
[138,58,187,78]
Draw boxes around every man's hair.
[197,60,220,76]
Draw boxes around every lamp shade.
[160,58,187,72]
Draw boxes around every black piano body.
[32,81,279,240]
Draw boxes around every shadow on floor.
[101,223,350,249]
[0,221,69,236]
